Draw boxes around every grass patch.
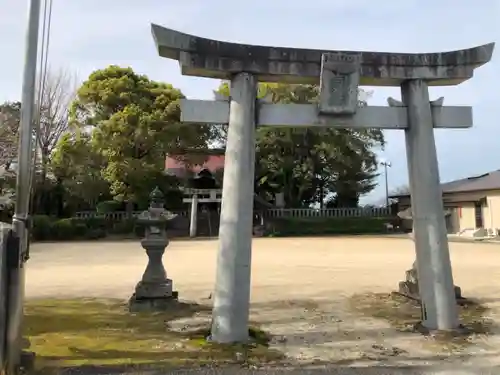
[24,298,284,371]
[186,326,280,365]
[348,292,494,351]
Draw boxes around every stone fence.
[262,207,390,219]
[74,210,190,221]
[74,207,390,221]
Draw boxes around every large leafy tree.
[69,65,214,206]
[216,82,384,207]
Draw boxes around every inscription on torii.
[318,52,361,116]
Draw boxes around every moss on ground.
[24,298,284,371]
[348,292,493,351]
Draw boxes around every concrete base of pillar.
[413,321,471,337]
[398,281,463,301]
[398,266,463,302]
[129,279,178,312]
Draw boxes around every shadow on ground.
[247,295,500,367]
[31,361,500,375]
[348,293,496,344]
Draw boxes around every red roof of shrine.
[165,154,225,176]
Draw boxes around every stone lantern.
[129,187,179,312]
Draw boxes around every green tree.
[0,102,20,215]
[70,65,214,207]
[216,82,384,207]
[0,101,21,170]
[51,130,110,210]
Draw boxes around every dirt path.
[26,237,500,374]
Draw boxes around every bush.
[110,218,144,238]
[96,200,123,214]
[31,215,54,241]
[134,224,145,238]
[109,218,138,236]
[267,216,390,237]
[31,216,99,241]
[51,218,78,240]
[77,216,108,231]
[163,189,184,210]
[84,228,107,240]
[31,215,143,241]
[0,204,14,223]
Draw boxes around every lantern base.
[128,291,179,312]
[134,279,174,299]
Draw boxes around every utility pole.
[380,160,391,207]
[6,0,41,373]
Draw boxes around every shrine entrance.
[151,23,495,343]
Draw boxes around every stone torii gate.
[182,188,222,238]
[151,24,494,343]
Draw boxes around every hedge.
[28,214,394,241]
[266,216,391,237]
[30,215,145,241]
[96,200,123,214]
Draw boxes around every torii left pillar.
[210,73,257,343]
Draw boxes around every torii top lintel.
[151,24,494,87]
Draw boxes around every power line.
[30,0,53,206]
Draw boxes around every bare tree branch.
[33,68,78,183]
[36,68,78,158]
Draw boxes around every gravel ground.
[25,236,500,374]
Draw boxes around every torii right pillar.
[402,79,459,330]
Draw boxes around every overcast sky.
[1,0,499,204]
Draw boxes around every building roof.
[391,169,500,198]
[441,170,500,193]
[165,154,225,177]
